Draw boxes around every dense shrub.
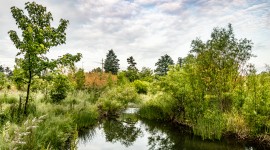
[193,109,226,140]
[73,105,99,128]
[97,85,139,116]
[132,80,149,94]
[50,74,71,103]
[138,92,179,121]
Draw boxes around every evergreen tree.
[127,56,138,71]
[0,65,4,73]
[91,67,102,73]
[104,49,120,75]
[177,57,184,67]
[126,56,138,82]
[155,54,174,76]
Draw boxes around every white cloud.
[0,0,269,71]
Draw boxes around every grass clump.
[138,92,179,121]
[73,105,99,129]
[97,85,139,117]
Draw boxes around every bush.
[50,74,71,103]
[0,93,17,104]
[132,80,149,94]
[193,109,226,140]
[97,85,139,116]
[73,105,99,128]
[138,92,179,121]
[33,115,74,149]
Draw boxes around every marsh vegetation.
[0,1,269,150]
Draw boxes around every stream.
[77,108,254,150]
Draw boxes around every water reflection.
[78,110,248,150]
[103,119,142,147]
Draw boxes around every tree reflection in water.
[103,119,142,147]
[78,111,247,150]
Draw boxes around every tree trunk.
[24,72,32,115]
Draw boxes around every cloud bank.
[0,0,269,71]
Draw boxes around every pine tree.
[155,54,174,76]
[104,49,120,75]
[127,56,138,71]
[126,56,138,82]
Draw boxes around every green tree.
[104,49,120,75]
[0,72,7,90]
[155,54,174,76]
[126,56,138,82]
[138,67,153,82]
[91,67,102,73]
[190,23,253,111]
[75,68,85,90]
[50,74,70,103]
[127,56,138,71]
[8,2,81,114]
[177,57,184,68]
[0,65,4,73]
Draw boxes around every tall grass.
[97,85,140,117]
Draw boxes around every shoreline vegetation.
[0,1,269,149]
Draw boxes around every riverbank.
[137,101,270,150]
[78,109,250,150]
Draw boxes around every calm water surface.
[77,108,253,150]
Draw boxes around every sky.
[0,0,269,72]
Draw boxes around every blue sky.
[0,0,269,71]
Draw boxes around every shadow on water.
[77,108,252,150]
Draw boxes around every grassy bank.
[0,90,99,149]
[137,90,270,149]
[0,84,140,149]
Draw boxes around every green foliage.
[103,119,142,147]
[155,54,174,76]
[50,74,71,103]
[8,1,81,114]
[193,110,226,140]
[125,69,139,82]
[73,105,99,129]
[242,67,270,135]
[138,67,154,82]
[117,71,130,85]
[138,92,179,121]
[0,72,7,90]
[1,115,46,150]
[189,24,253,112]
[97,85,139,116]
[125,56,139,82]
[33,115,74,149]
[0,93,18,104]
[138,24,269,143]
[104,49,120,75]
[74,68,85,90]
[132,80,149,94]
[91,67,102,73]
[127,56,138,71]
[12,66,26,90]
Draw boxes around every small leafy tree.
[75,68,85,90]
[50,74,70,103]
[8,2,81,114]
[0,72,7,90]
[190,23,253,111]
[104,49,120,75]
[155,54,174,76]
